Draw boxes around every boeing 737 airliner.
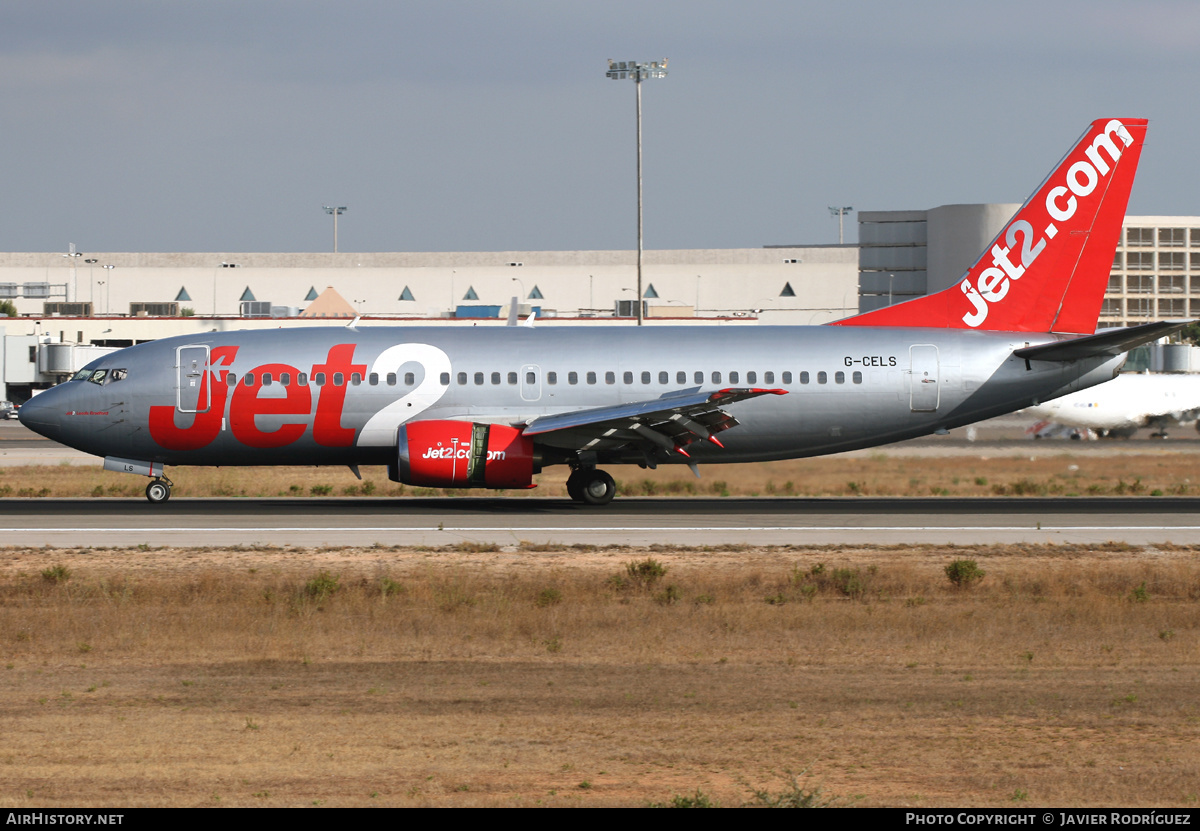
[20,118,1181,504]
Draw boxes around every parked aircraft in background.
[20,118,1181,504]
[1026,372,1200,438]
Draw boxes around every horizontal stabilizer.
[1014,320,1191,362]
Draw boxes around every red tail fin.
[834,118,1147,334]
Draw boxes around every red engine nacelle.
[392,420,535,489]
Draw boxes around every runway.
[2,496,1198,547]
[5,418,1200,547]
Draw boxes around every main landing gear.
[145,477,173,504]
[566,468,616,506]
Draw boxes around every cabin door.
[176,345,211,413]
[520,364,541,402]
[909,344,940,412]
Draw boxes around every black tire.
[145,480,171,504]
[579,470,616,506]
[566,470,585,502]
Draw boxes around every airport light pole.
[101,264,114,315]
[829,206,853,245]
[63,244,82,303]
[607,59,668,326]
[323,206,347,253]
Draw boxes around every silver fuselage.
[19,325,1123,469]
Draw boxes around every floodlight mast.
[323,205,347,253]
[607,59,668,326]
[829,206,853,245]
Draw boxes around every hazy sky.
[4,1,1198,253]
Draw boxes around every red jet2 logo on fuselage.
[959,119,1136,328]
[149,344,372,451]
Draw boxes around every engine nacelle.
[391,420,535,489]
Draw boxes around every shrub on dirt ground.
[41,564,72,584]
[945,559,986,588]
[745,771,845,808]
[650,789,720,808]
[626,558,667,582]
[303,571,340,601]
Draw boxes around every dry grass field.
[2,541,1198,808]
[0,447,1196,499]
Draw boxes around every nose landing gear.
[566,468,616,505]
[145,477,173,504]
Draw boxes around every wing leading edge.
[520,387,787,457]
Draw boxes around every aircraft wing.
[520,387,787,456]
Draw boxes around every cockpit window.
[74,367,127,385]
[73,367,129,384]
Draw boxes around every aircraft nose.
[17,387,68,442]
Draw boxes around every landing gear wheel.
[579,469,616,506]
[145,479,171,504]
[566,470,586,502]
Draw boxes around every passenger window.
[526,371,536,384]
[764,371,774,384]
[491,372,501,385]
[623,371,633,385]
[641,371,651,384]
[244,373,255,387]
[314,372,326,386]
[297,372,308,386]
[334,372,344,386]
[439,372,450,385]
[405,372,415,386]
[800,371,809,385]
[263,373,273,386]
[782,371,791,384]
[368,372,378,386]
[508,372,518,385]
[386,373,397,386]
[226,374,237,386]
[747,371,757,384]
[853,371,863,384]
[568,371,579,385]
[659,371,669,385]
[351,373,362,386]
[835,371,845,384]
[457,372,467,385]
[605,371,615,385]
[547,371,557,385]
[474,372,484,385]
[730,371,739,384]
[712,371,721,384]
[818,371,827,384]
[676,371,686,384]
[587,371,597,385]
[281,372,291,386]
[694,371,703,384]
